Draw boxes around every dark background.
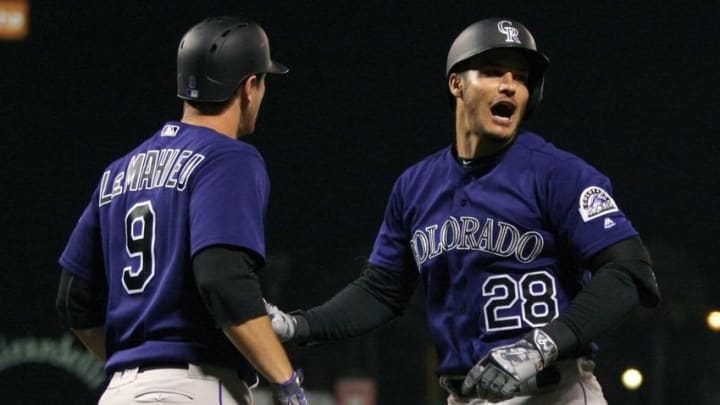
[1,0,719,403]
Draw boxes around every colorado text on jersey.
[98,149,205,206]
[410,216,544,268]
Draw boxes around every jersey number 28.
[482,271,559,332]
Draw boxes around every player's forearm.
[223,315,294,384]
[298,264,416,343]
[72,326,106,361]
[299,284,396,342]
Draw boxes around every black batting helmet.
[446,18,549,116]
[177,16,288,103]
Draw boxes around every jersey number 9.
[122,201,156,294]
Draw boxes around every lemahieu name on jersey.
[98,149,205,206]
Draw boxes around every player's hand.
[272,369,309,405]
[461,329,558,402]
[264,299,298,342]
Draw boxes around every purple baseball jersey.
[59,121,268,377]
[369,131,638,375]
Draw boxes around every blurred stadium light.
[0,0,29,40]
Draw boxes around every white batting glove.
[264,299,298,342]
[461,329,558,402]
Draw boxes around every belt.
[137,362,189,372]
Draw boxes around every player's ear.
[237,76,255,109]
[239,74,264,107]
[449,73,463,98]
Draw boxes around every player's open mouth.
[490,101,516,123]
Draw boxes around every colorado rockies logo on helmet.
[497,20,521,44]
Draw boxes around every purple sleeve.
[547,157,638,260]
[189,150,269,261]
[368,178,411,272]
[59,188,103,281]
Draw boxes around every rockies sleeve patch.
[578,186,618,222]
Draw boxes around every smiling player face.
[451,49,531,146]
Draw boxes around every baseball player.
[56,16,308,405]
[264,18,660,404]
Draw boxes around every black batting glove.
[461,329,558,402]
[272,369,309,405]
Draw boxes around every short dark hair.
[186,98,234,116]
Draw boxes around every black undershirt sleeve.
[192,246,267,327]
[294,263,419,345]
[541,236,660,358]
[56,269,107,329]
[57,246,266,330]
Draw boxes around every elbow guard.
[613,259,660,308]
[590,236,660,308]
